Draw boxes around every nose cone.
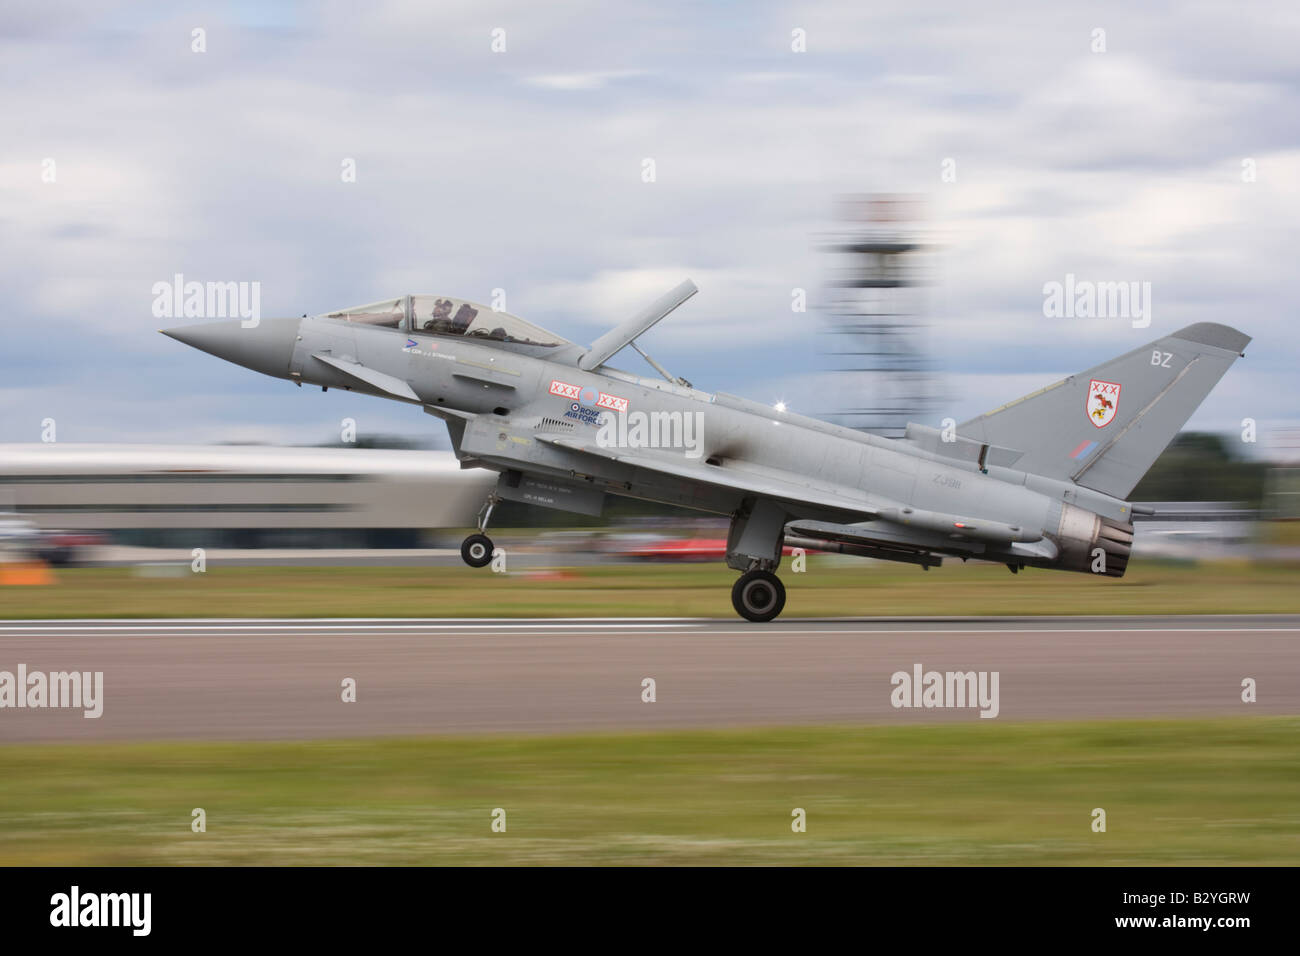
[161,317,301,379]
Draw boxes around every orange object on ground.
[0,561,54,585]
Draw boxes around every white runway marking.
[0,621,702,629]
[0,622,693,632]
[0,619,1297,636]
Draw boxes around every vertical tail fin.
[958,323,1250,499]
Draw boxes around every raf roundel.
[1087,379,1121,427]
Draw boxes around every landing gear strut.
[461,495,499,568]
[725,498,789,621]
[731,569,786,623]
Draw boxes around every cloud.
[0,0,1296,447]
[522,70,648,91]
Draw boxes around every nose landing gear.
[461,495,499,568]
[731,569,786,623]
[460,533,494,568]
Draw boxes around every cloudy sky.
[3,0,1297,455]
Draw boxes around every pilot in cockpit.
[450,303,478,333]
[422,298,455,333]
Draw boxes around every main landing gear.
[731,569,786,623]
[725,498,790,622]
[461,495,499,568]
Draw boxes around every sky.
[2,0,1298,456]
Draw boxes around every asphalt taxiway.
[0,616,1295,741]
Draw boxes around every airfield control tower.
[820,194,939,438]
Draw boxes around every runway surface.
[1,616,1297,741]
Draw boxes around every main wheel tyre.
[461,533,494,568]
[731,569,786,622]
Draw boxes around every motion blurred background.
[3,1,1298,577]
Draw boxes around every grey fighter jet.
[162,281,1250,621]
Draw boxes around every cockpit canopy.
[320,294,569,348]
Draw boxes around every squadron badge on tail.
[1088,379,1121,427]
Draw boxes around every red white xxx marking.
[549,379,629,413]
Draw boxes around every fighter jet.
[162,281,1250,621]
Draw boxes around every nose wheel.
[461,533,494,568]
[461,494,499,568]
[731,569,786,622]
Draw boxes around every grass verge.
[1,559,1297,618]
[1,717,1295,865]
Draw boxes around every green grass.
[0,718,1296,865]
[1,559,1297,618]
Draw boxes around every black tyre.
[461,533,494,568]
[731,569,786,622]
